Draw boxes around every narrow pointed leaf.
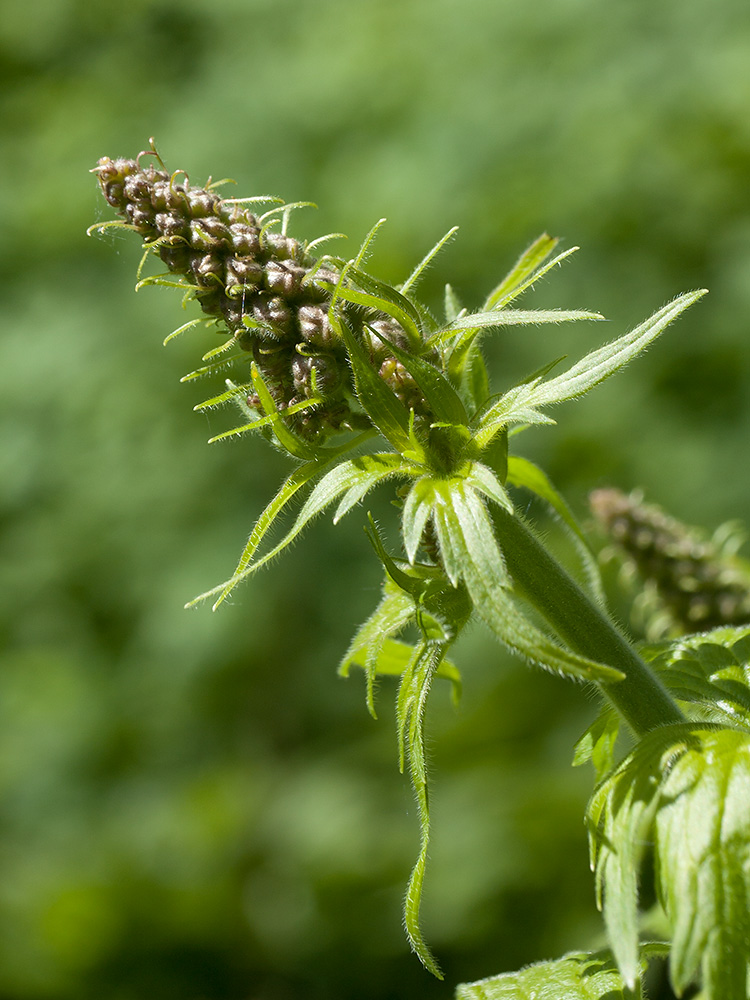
[444,283,464,323]
[335,318,415,455]
[179,353,246,382]
[395,640,449,980]
[194,382,253,412]
[482,233,560,310]
[248,363,318,460]
[441,307,604,336]
[368,321,468,425]
[188,434,374,608]
[485,244,583,310]
[463,462,513,513]
[163,317,213,345]
[332,453,409,522]
[400,226,459,296]
[340,583,417,715]
[527,290,708,408]
[402,478,437,564]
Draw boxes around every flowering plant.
[92,143,750,1000]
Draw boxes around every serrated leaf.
[586,725,689,987]
[572,707,621,780]
[641,625,750,729]
[654,727,750,999]
[456,946,647,1000]
[587,722,750,998]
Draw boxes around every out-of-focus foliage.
[1,0,749,996]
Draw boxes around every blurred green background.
[2,0,750,996]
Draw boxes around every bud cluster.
[94,154,431,440]
[590,488,750,632]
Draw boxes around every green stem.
[491,506,685,736]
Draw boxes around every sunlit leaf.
[481,233,560,310]
[641,625,750,729]
[400,226,459,295]
[456,945,652,1000]
[522,290,708,409]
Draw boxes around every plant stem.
[491,506,685,735]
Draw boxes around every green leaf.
[481,233,561,310]
[463,462,513,514]
[641,625,750,729]
[205,396,321,446]
[163,317,214,346]
[402,477,437,564]
[572,707,621,780]
[587,726,686,987]
[247,362,318,460]
[335,317,416,456]
[179,353,246,383]
[193,381,253,412]
[444,283,464,323]
[343,638,461,703]
[440,307,604,337]
[332,452,410,522]
[522,290,708,409]
[339,579,416,716]
[400,226,459,296]
[655,727,750,998]
[395,639,449,980]
[587,722,750,998]
[186,434,375,608]
[472,382,556,449]
[456,946,649,1000]
[366,320,468,426]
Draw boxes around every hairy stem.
[491,506,685,735]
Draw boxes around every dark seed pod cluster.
[94,153,434,440]
[590,488,750,633]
